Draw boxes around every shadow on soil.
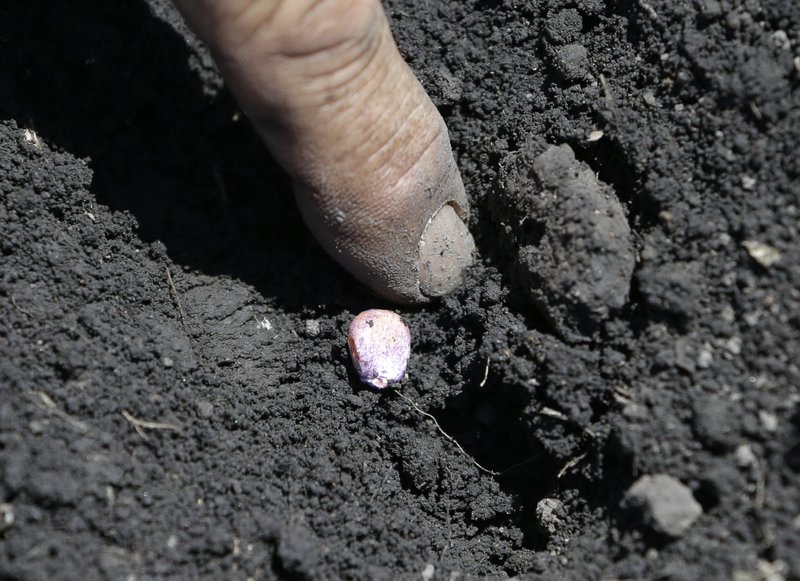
[0,0,363,308]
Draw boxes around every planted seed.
[347,309,411,389]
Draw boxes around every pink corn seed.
[347,309,411,389]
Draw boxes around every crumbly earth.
[1,0,799,579]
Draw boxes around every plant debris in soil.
[1,0,799,579]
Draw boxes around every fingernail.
[418,204,475,298]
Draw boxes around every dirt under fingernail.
[418,204,475,298]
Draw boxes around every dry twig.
[165,267,187,325]
[479,358,490,387]
[558,453,587,479]
[121,410,180,439]
[27,391,90,432]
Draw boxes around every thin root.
[394,391,499,476]
[10,295,33,317]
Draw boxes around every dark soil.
[2,0,799,579]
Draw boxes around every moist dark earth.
[1,0,799,579]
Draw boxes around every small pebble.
[735,444,757,467]
[771,30,790,51]
[759,410,778,432]
[0,504,14,532]
[696,346,713,368]
[725,336,743,355]
[625,474,702,537]
[305,319,321,337]
[421,563,435,581]
[347,309,411,389]
[196,400,214,418]
[742,240,781,268]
